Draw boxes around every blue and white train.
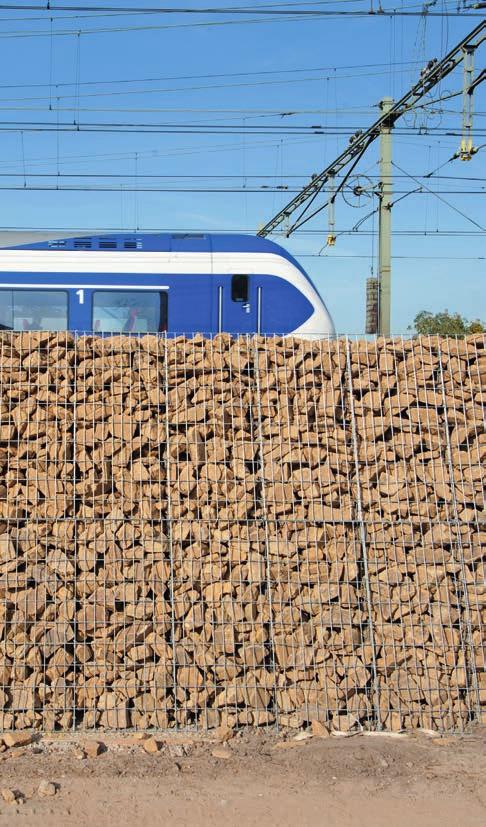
[0,232,335,337]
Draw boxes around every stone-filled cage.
[0,332,484,734]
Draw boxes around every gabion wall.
[0,332,484,733]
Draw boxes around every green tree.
[409,310,485,336]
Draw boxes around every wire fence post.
[345,337,382,730]
[252,334,278,729]
[163,333,178,728]
[437,336,482,724]
[71,331,78,731]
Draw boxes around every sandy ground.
[0,728,484,827]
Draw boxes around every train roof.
[0,231,297,261]
[0,230,312,288]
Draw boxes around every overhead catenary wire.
[0,2,480,22]
[0,1,479,16]
[298,253,485,259]
[0,1,467,13]
[1,120,484,136]
[0,225,482,236]
[257,20,486,237]
[0,66,453,104]
[392,159,486,230]
[0,1,384,14]
[0,59,429,92]
[0,171,482,181]
[0,183,481,193]
[0,132,464,171]
[322,144,486,242]
[2,106,485,119]
[0,7,483,41]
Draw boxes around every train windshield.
[92,290,167,333]
[0,289,68,331]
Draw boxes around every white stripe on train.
[0,250,334,337]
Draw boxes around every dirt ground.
[0,728,484,827]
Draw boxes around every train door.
[216,274,257,334]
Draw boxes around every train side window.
[92,290,168,333]
[0,289,68,330]
[0,290,12,329]
[231,274,249,303]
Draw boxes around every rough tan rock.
[82,740,104,758]
[1,788,17,804]
[142,737,162,754]
[211,747,232,760]
[2,732,35,748]
[38,780,57,798]
[310,720,330,737]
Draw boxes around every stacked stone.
[254,337,372,731]
[347,336,485,731]
[0,331,483,733]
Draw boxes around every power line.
[4,105,484,118]
[298,253,485,259]
[0,130,467,170]
[0,225,482,236]
[0,136,342,168]
[0,172,483,181]
[0,66,443,104]
[0,59,426,92]
[392,159,486,230]
[0,1,477,15]
[1,120,484,136]
[0,9,482,40]
[0,1,388,10]
[0,183,481,193]
[0,0,372,13]
[0,2,479,18]
[0,2,367,22]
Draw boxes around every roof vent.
[48,239,67,248]
[98,238,117,249]
[171,233,205,239]
[74,237,92,250]
[124,238,142,250]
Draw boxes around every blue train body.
[0,232,335,337]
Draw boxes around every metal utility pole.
[460,47,476,160]
[378,98,393,336]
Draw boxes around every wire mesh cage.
[0,331,484,733]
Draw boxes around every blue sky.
[0,2,484,333]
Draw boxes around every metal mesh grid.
[0,331,484,733]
